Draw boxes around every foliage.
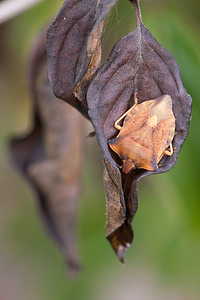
[0,0,199,299]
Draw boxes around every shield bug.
[108,94,175,174]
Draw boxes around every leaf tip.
[64,258,82,278]
[116,243,131,264]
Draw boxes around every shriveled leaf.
[47,0,118,117]
[73,21,103,105]
[10,30,86,275]
[87,0,192,261]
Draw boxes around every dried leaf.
[46,0,118,117]
[10,29,86,275]
[87,0,192,261]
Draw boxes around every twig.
[0,0,45,24]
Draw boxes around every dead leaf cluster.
[10,0,192,271]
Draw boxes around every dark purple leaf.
[10,29,86,276]
[87,0,192,261]
[46,0,118,118]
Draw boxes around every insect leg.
[114,94,138,130]
[163,142,173,156]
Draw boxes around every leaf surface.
[47,0,118,117]
[87,0,192,261]
[10,29,86,275]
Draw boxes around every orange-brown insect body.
[108,95,175,174]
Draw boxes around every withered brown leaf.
[10,29,86,275]
[46,0,118,118]
[87,0,192,261]
[108,94,176,174]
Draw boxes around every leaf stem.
[0,0,44,24]
[129,0,143,97]
[129,0,143,28]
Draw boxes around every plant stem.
[129,0,143,27]
[0,0,44,24]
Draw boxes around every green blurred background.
[0,0,200,299]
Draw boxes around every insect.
[108,94,176,174]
